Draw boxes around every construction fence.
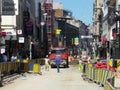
[0,58,45,86]
[81,62,120,90]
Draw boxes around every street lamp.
[0,0,2,37]
[40,13,47,43]
[64,36,66,47]
[40,21,45,43]
[29,41,33,60]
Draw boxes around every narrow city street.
[0,65,104,90]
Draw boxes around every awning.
[0,43,5,46]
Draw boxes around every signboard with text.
[81,35,93,39]
[2,0,15,15]
[19,37,24,43]
[74,37,79,45]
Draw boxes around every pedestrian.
[87,53,91,63]
[2,53,8,62]
[11,54,17,62]
[78,59,83,71]
[45,55,50,71]
[17,52,22,62]
[55,55,61,73]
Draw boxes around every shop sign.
[55,29,61,35]
[6,32,12,35]
[1,32,6,37]
[2,0,15,15]
[74,37,79,45]
[25,21,33,35]
[18,37,24,43]
[17,30,22,35]
[81,35,93,38]
[1,48,5,54]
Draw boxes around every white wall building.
[1,0,19,41]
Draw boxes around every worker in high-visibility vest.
[45,55,50,71]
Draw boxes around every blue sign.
[6,32,12,35]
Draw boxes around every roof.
[0,43,5,46]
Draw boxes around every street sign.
[1,48,5,54]
[55,29,61,35]
[18,37,24,43]
[81,35,93,39]
[74,37,79,45]
[17,30,22,35]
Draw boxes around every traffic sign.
[17,30,22,35]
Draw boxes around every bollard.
[33,64,40,73]
[28,63,34,73]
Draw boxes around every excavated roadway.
[0,65,104,90]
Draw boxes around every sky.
[53,0,95,25]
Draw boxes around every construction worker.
[45,55,50,71]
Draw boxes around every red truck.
[49,47,69,68]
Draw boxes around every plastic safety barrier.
[19,59,29,72]
[104,77,116,90]
[28,63,41,74]
[83,62,115,87]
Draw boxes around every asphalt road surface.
[0,65,104,90]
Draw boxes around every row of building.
[0,0,90,59]
[93,0,120,60]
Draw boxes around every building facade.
[0,0,36,59]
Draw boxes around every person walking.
[2,53,8,62]
[55,55,61,73]
[45,55,50,71]
[11,54,17,62]
[78,56,83,71]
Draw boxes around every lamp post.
[64,36,66,47]
[40,21,45,43]
[29,41,33,60]
[40,13,47,43]
[0,0,2,34]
